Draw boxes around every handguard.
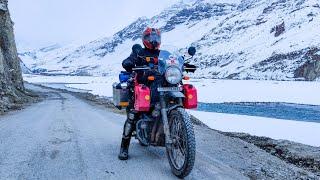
[184,63,197,73]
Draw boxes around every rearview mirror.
[188,47,196,56]
[132,44,143,55]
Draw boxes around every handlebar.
[184,67,197,70]
[132,66,151,71]
[132,66,197,72]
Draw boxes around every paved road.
[0,85,317,179]
[0,85,247,180]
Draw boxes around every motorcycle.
[113,45,198,178]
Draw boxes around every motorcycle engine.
[136,118,153,146]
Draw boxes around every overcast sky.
[8,0,178,49]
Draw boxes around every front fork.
[159,92,172,146]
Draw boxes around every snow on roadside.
[190,110,320,147]
[23,74,116,96]
[187,79,320,105]
[24,75,320,105]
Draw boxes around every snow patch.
[187,79,320,105]
[190,111,320,147]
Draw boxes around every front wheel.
[166,108,196,178]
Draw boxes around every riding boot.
[118,118,135,160]
[118,137,131,160]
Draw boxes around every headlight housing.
[165,66,182,84]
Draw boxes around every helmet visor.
[144,31,161,44]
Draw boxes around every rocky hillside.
[0,0,30,114]
[20,0,320,81]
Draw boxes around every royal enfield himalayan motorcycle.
[113,45,198,178]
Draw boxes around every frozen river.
[197,102,320,123]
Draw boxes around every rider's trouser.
[120,104,136,150]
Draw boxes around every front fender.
[167,104,185,116]
[166,92,185,114]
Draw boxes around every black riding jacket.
[122,48,160,84]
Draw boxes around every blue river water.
[197,102,320,123]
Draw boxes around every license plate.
[157,87,181,92]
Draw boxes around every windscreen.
[158,50,184,75]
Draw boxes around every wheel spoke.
[168,114,188,170]
[166,109,195,177]
[177,141,186,156]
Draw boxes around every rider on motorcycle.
[118,27,161,160]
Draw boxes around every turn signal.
[145,95,150,101]
[120,102,129,107]
[183,76,190,80]
[148,76,155,81]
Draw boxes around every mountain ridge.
[19,0,320,80]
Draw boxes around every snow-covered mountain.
[19,0,320,80]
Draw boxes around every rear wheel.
[166,108,195,178]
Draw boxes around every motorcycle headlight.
[165,66,182,84]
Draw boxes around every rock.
[0,0,31,113]
[271,21,285,37]
[294,48,320,81]
[0,1,7,12]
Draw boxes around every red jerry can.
[134,84,151,112]
[183,84,198,109]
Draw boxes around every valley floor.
[23,74,320,147]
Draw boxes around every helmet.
[142,27,161,50]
